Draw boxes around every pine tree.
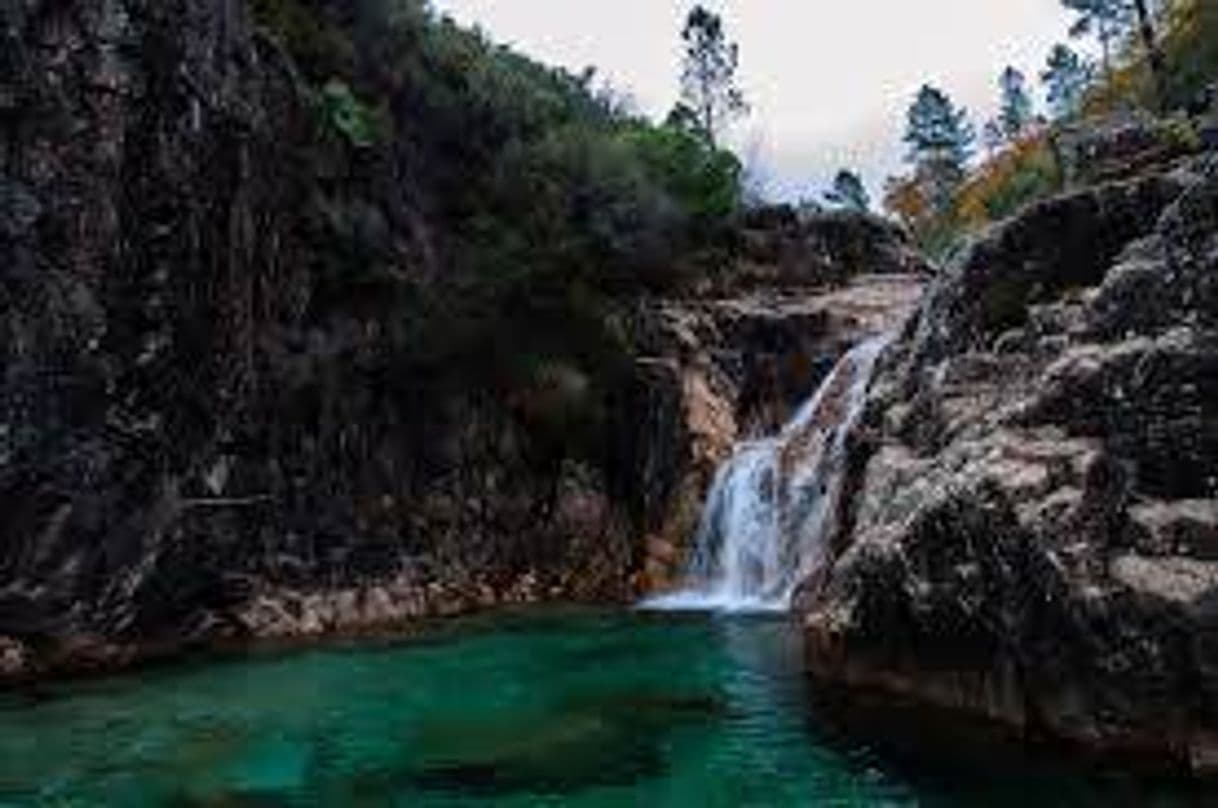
[998,67,1034,139]
[1041,44,1092,118]
[677,5,748,146]
[982,120,1006,156]
[903,85,974,214]
[1062,0,1131,79]
[823,169,871,212]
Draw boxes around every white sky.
[430,1,1077,202]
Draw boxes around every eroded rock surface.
[802,157,1218,771]
[626,274,925,592]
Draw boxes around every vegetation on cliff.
[241,0,751,474]
[883,0,1217,259]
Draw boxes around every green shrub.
[317,79,388,147]
[248,0,746,471]
[623,124,742,224]
[956,134,1062,225]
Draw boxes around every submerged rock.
[801,156,1218,771]
[0,636,29,679]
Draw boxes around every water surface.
[0,610,1201,806]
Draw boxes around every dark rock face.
[732,207,929,291]
[802,157,1218,771]
[630,275,927,438]
[1055,112,1203,186]
[3,0,318,662]
[0,0,634,675]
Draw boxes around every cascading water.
[643,335,890,614]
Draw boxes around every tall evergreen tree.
[997,67,1034,139]
[982,120,1006,156]
[823,169,871,212]
[1042,44,1092,118]
[903,84,974,214]
[1062,0,1131,79]
[677,5,748,146]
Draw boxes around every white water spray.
[642,335,889,614]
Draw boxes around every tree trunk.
[1132,0,1168,110]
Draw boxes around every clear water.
[0,610,1202,806]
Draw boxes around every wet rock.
[1129,500,1218,559]
[623,274,925,596]
[0,636,29,678]
[1111,554,1218,607]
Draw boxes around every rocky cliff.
[0,0,621,676]
[802,155,1218,771]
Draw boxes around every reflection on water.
[0,610,1204,806]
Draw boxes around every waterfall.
[642,335,889,614]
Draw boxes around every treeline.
[880,0,1217,258]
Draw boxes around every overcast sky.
[430,1,1077,202]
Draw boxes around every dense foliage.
[1097,0,1218,112]
[1043,45,1092,118]
[884,0,1214,260]
[956,134,1062,227]
[823,170,871,213]
[247,0,743,471]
